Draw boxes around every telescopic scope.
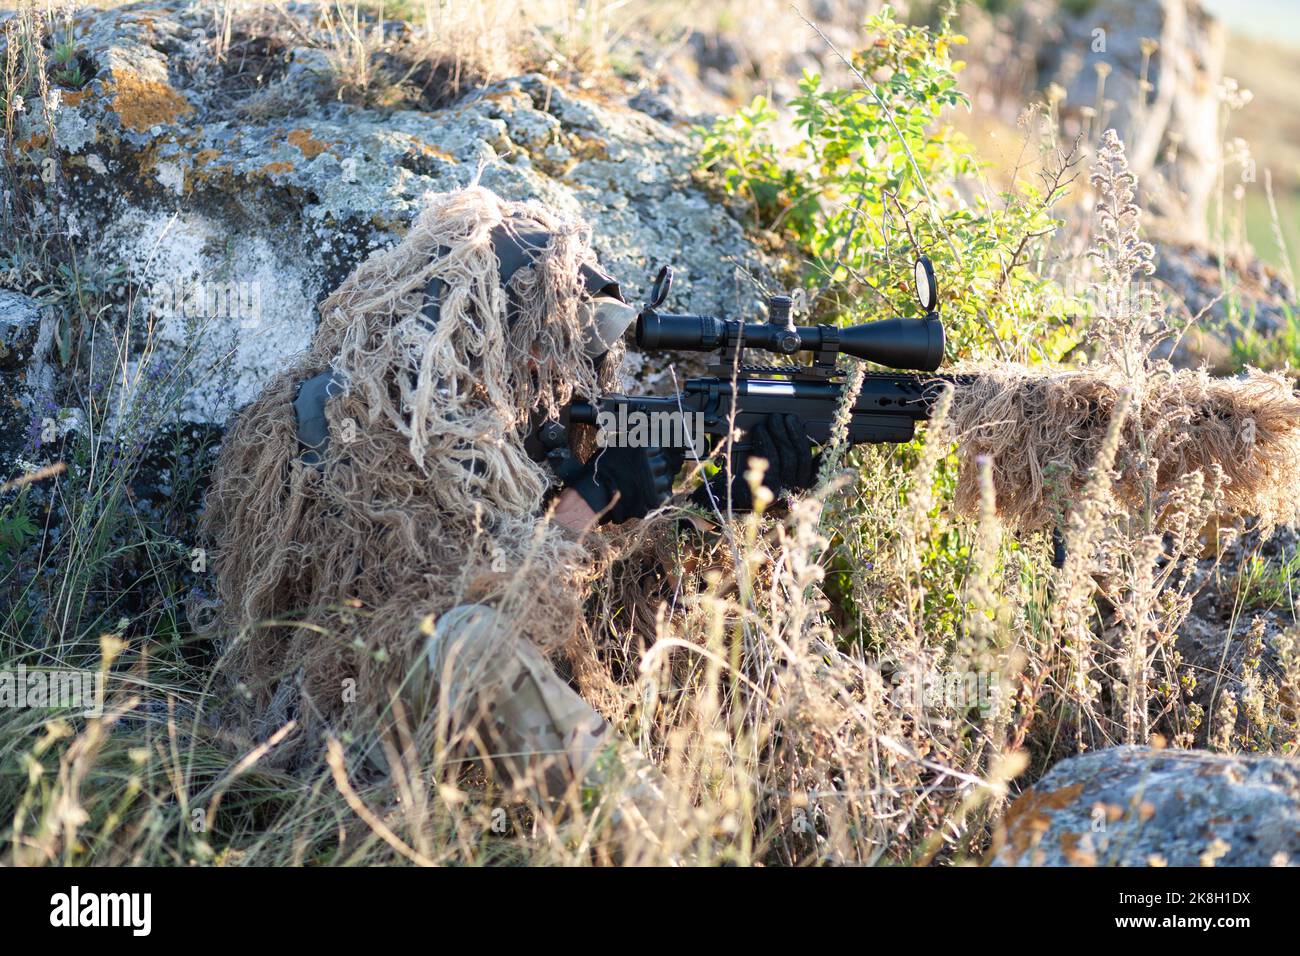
[635,311,945,372]
[633,256,945,373]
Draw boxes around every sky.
[1200,0,1300,48]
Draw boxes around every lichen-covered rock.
[0,290,50,374]
[1153,241,1297,371]
[992,746,1300,866]
[20,0,768,423]
[0,290,57,469]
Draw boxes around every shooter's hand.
[571,444,685,524]
[693,413,818,512]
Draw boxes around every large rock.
[1035,0,1225,242]
[961,0,1225,242]
[16,1,768,423]
[961,1,1294,367]
[0,290,58,466]
[993,746,1300,866]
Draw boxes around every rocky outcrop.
[1036,0,1225,241]
[15,1,768,424]
[963,0,1226,244]
[955,1,1294,366]
[992,746,1300,866]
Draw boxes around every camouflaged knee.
[423,605,691,859]
[423,604,612,802]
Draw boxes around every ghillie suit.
[202,187,626,768]
[952,131,1300,540]
[944,363,1300,535]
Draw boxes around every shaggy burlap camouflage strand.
[944,361,1300,534]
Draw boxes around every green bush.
[697,6,1090,657]
[697,5,1080,364]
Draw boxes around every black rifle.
[532,258,960,470]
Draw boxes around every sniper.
[201,186,828,859]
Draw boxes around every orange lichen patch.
[1059,832,1097,866]
[59,88,92,107]
[109,67,193,133]
[287,128,331,160]
[130,140,165,176]
[189,150,234,189]
[257,161,295,176]
[1002,783,1085,860]
[567,134,609,162]
[410,140,455,162]
[16,133,49,152]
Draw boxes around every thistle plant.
[1086,128,1163,378]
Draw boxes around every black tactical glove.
[692,412,818,512]
[571,444,685,524]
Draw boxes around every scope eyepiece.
[635,312,726,350]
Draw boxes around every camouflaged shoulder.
[292,221,623,466]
